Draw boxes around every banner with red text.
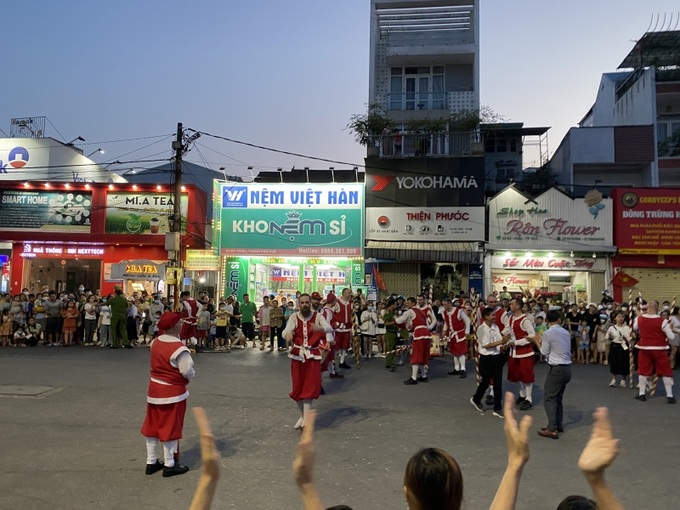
[490,254,607,272]
[487,187,612,250]
[612,188,680,255]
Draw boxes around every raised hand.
[578,407,619,475]
[503,392,532,469]
[293,410,316,487]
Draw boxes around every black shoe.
[390,365,396,372]
[537,428,558,439]
[320,386,326,395]
[163,464,189,477]
[417,377,429,383]
[667,396,676,404]
[145,460,164,475]
[492,409,504,419]
[516,396,526,405]
[519,400,533,411]
[403,378,418,385]
[124,344,133,349]
[485,395,495,406]
[109,345,118,349]
[459,371,467,379]
[447,369,460,375]
[339,362,351,369]
[557,427,564,433]
[635,394,646,401]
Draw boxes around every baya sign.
[488,187,613,250]
[215,183,364,256]
[612,188,680,255]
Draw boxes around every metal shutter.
[623,268,680,303]
[379,263,420,299]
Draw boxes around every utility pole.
[169,122,183,308]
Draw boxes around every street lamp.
[86,148,104,158]
[66,136,85,145]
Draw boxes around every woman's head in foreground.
[403,448,463,510]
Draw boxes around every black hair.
[556,495,597,510]
[546,310,561,323]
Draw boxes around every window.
[389,66,446,111]
[658,120,680,157]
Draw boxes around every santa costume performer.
[505,298,540,411]
[179,291,202,345]
[332,288,354,369]
[283,293,334,429]
[633,300,676,403]
[442,297,471,378]
[140,311,195,477]
[320,292,343,381]
[396,295,437,385]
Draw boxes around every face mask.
[219,306,226,310]
[101,299,107,303]
[169,300,175,304]
[664,305,670,310]
[368,306,375,311]
[607,304,613,310]
[155,299,161,304]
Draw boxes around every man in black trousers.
[470,307,509,418]
[537,309,572,439]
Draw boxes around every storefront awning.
[365,241,481,263]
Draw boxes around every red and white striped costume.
[320,306,336,372]
[140,335,195,441]
[395,305,436,366]
[284,310,334,401]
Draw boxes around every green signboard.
[222,257,250,301]
[214,183,364,256]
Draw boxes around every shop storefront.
[2,182,207,295]
[486,186,614,303]
[364,158,485,298]
[110,259,165,296]
[611,188,680,303]
[184,249,222,298]
[214,182,365,302]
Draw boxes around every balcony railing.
[367,131,482,157]
[387,91,448,111]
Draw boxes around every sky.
[2,0,679,180]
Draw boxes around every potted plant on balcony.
[347,103,391,156]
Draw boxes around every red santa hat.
[311,292,323,301]
[158,312,182,331]
[326,293,337,304]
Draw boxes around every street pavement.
[1,344,678,510]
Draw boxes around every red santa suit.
[284,310,334,401]
[396,305,437,366]
[506,313,535,383]
[635,314,674,377]
[332,298,353,350]
[180,297,201,341]
[443,306,471,357]
[140,334,195,441]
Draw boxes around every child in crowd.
[229,325,247,349]
[207,312,217,350]
[577,318,590,364]
[98,299,112,348]
[61,300,80,346]
[26,317,42,347]
[196,306,211,351]
[595,315,609,365]
[1,309,13,346]
[152,310,162,338]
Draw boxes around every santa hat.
[326,293,337,304]
[311,292,323,301]
[158,312,182,331]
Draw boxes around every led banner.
[0,190,92,232]
[612,188,680,255]
[488,187,613,250]
[365,206,485,241]
[215,183,364,256]
[105,192,188,235]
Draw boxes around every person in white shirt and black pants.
[470,307,509,418]
[538,310,572,439]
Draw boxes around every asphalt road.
[1,345,678,510]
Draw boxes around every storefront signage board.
[111,260,164,280]
[365,206,484,241]
[164,266,183,285]
[215,183,364,256]
[490,254,607,272]
[488,187,612,250]
[612,188,680,255]
[20,243,103,258]
[105,192,188,235]
[185,249,221,271]
[0,190,92,232]
[223,257,249,300]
